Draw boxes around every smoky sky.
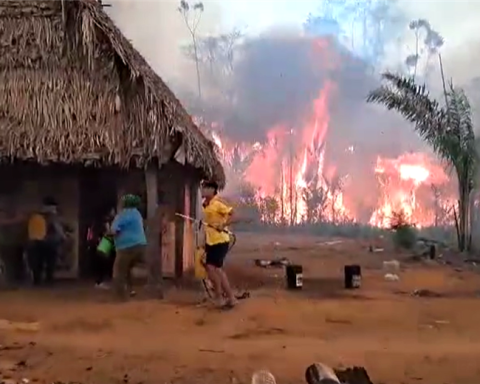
[223,33,327,142]
[220,31,415,149]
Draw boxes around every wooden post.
[145,162,163,299]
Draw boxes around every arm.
[110,214,124,236]
[54,221,67,241]
[218,203,253,226]
[215,201,247,229]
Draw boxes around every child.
[88,207,116,289]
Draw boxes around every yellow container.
[194,247,207,280]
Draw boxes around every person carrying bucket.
[109,194,146,300]
[87,207,116,289]
[201,180,238,309]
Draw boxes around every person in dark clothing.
[27,197,66,285]
[88,207,116,289]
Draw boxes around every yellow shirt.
[28,213,47,241]
[203,196,232,245]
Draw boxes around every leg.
[125,246,145,295]
[112,248,134,300]
[94,251,108,286]
[219,269,236,304]
[107,250,116,280]
[28,241,43,286]
[44,244,57,284]
[215,243,236,305]
[205,243,227,305]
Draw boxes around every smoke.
[222,30,325,141]
[106,0,223,88]
[208,28,422,149]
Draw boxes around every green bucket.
[97,236,114,256]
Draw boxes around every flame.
[369,153,453,228]
[196,37,456,228]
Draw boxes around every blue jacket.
[111,208,147,250]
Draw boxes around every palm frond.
[367,72,451,160]
[445,83,477,184]
[367,72,478,192]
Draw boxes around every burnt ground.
[1,233,480,384]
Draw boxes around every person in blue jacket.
[110,194,146,300]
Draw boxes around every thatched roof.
[0,0,225,187]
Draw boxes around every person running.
[110,194,146,300]
[201,180,237,309]
[27,197,66,285]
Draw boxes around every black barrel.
[344,264,361,289]
[285,264,303,290]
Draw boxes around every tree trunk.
[192,36,202,101]
[457,181,470,252]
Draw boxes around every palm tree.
[367,72,477,251]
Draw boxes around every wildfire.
[196,37,455,228]
[369,153,453,228]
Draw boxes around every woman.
[110,194,146,300]
[201,181,237,309]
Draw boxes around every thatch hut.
[0,0,224,285]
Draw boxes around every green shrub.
[390,210,417,250]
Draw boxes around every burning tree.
[367,73,477,252]
[431,183,454,226]
[302,184,328,223]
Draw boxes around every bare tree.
[406,19,444,79]
[302,173,329,223]
[183,28,243,103]
[431,183,454,227]
[325,175,344,223]
[258,195,279,225]
[178,0,204,100]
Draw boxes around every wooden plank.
[161,217,175,277]
[174,179,185,278]
[182,182,194,272]
[145,163,163,299]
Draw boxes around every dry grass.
[0,0,225,186]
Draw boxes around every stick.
[175,213,232,234]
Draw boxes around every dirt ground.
[1,233,480,384]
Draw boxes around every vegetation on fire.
[367,72,477,252]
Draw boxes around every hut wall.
[158,162,182,278]
[0,165,79,277]
[182,176,200,273]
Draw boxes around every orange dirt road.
[1,233,480,384]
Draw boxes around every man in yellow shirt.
[201,180,237,309]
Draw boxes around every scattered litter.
[335,366,374,384]
[252,370,277,384]
[384,273,400,281]
[198,348,224,353]
[411,289,443,298]
[254,257,290,268]
[434,320,450,325]
[317,240,343,246]
[383,260,400,273]
[368,245,384,253]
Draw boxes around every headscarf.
[121,194,141,209]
